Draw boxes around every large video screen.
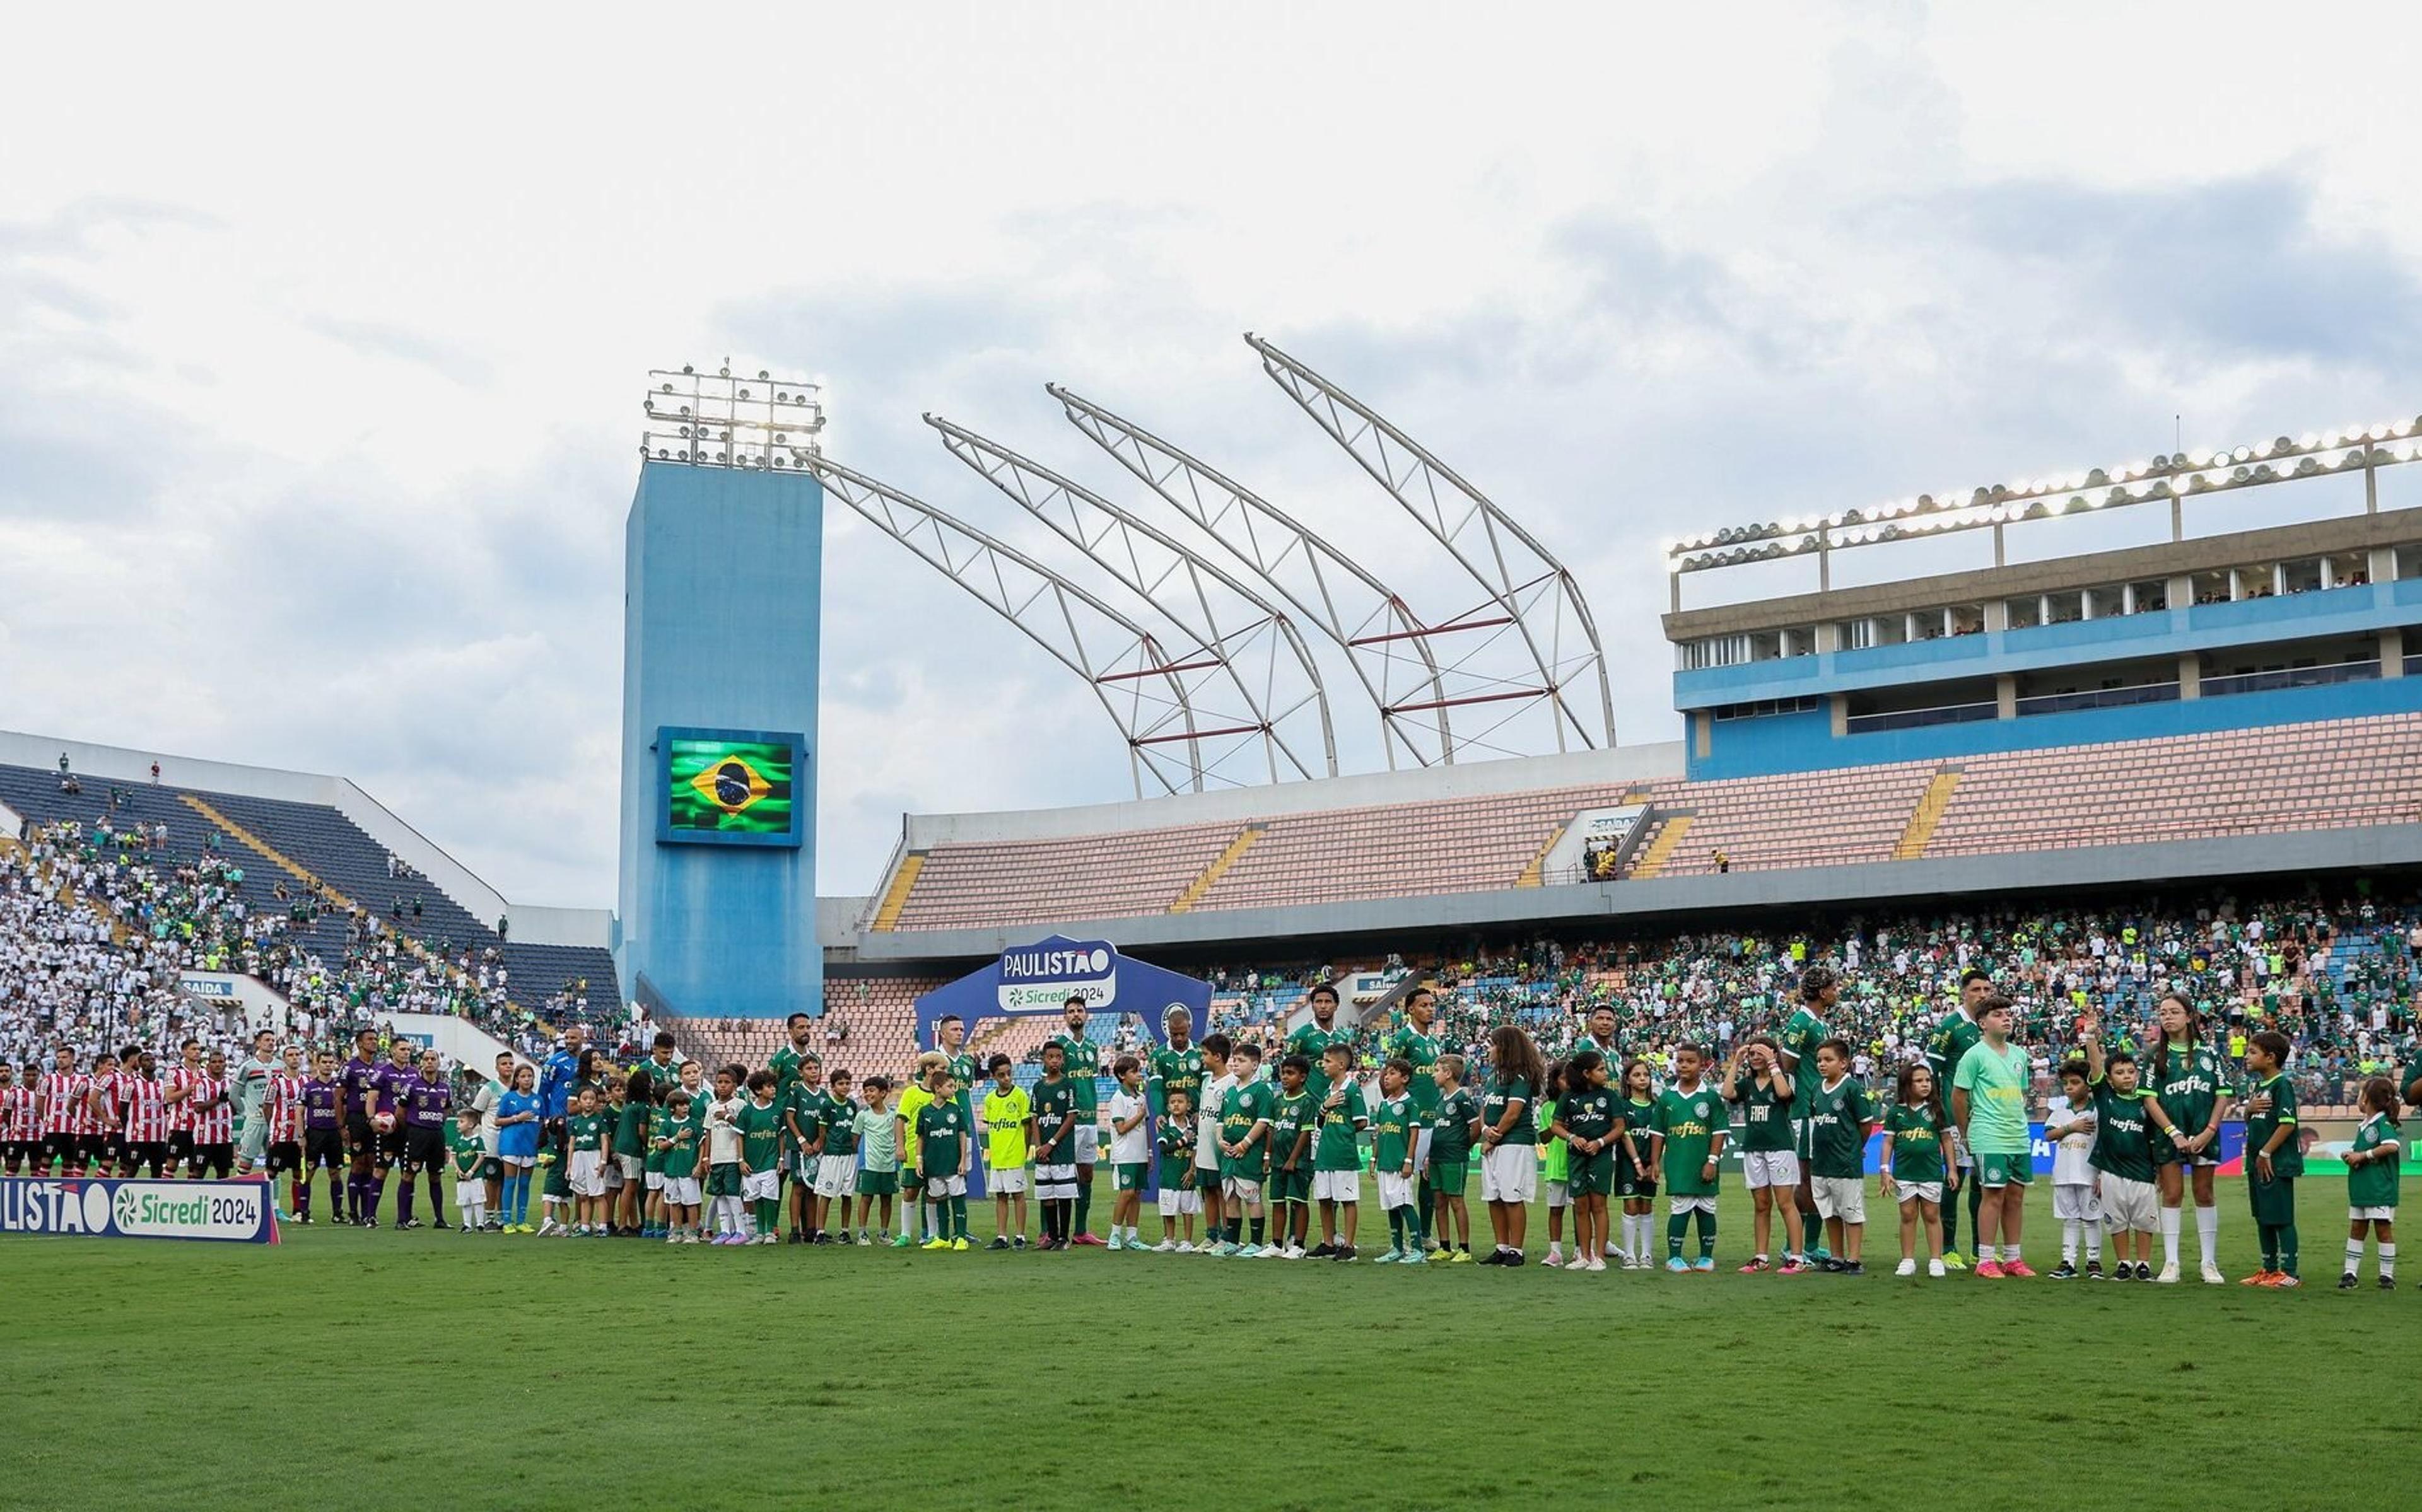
[658,727,805,847]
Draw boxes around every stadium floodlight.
[925,414,1338,784]
[641,361,826,470]
[1670,411,2422,579]
[800,453,1298,798]
[1246,334,1616,755]
[1049,382,1460,770]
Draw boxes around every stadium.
[7,12,2420,1511]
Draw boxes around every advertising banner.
[0,1177,281,1243]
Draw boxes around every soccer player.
[2043,1061,2103,1279]
[983,1053,1033,1250]
[853,1076,899,1245]
[1370,1059,1425,1265]
[1046,995,1106,1245]
[1288,984,1355,1110]
[1383,986,1443,1252]
[1217,1042,1275,1257]
[657,1088,702,1243]
[934,1015,981,1129]
[189,1048,235,1180]
[115,1045,169,1179]
[378,1038,419,1206]
[769,1012,818,1109]
[1775,966,1836,1263]
[2141,992,2232,1284]
[1926,967,1992,1267]
[165,1039,212,1183]
[1034,1042,1082,1251]
[782,1052,828,1243]
[298,1050,344,1223]
[1614,1058,1659,1269]
[231,1030,279,1178]
[2240,1030,2302,1288]
[1651,1043,1726,1272]
[1549,1051,1617,1274]
[0,1062,32,1175]
[915,1066,970,1251]
[1478,1025,1546,1265]
[1951,994,2034,1278]
[1723,1035,1804,1273]
[337,1029,386,1225]
[2078,1032,2158,1280]
[1805,1038,1875,1274]
[1268,1054,1316,1259]
[1195,1033,1234,1252]
[2340,1076,2401,1289]
[1880,1063,1951,1276]
[1105,1055,1150,1252]
[734,1070,785,1245]
[1154,1088,1200,1251]
[1429,1053,1479,1262]
[1149,1006,1205,1119]
[397,1048,452,1230]
[447,1108,488,1234]
[265,1045,307,1213]
[35,1047,88,1177]
[1311,1042,1367,1262]
[811,1067,858,1245]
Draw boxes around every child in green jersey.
[1034,1043,1080,1252]
[2080,1029,2159,1278]
[2340,1076,2401,1289]
[1880,1064,1951,1276]
[612,1071,651,1236]
[566,1088,611,1237]
[654,1090,701,1242]
[852,1076,897,1244]
[1155,1089,1200,1251]
[1371,1059,1424,1265]
[1550,1050,1618,1274]
[2241,1030,2303,1287]
[736,1070,787,1245]
[1429,1054,1480,1262]
[1806,1039,1875,1274]
[1538,1059,1572,1267]
[1311,1044,1367,1261]
[782,1054,826,1244]
[447,1107,487,1233]
[2141,994,2231,1284]
[1265,1054,1314,1259]
[916,1066,971,1251]
[1615,1059,1659,1270]
[1723,1035,1805,1274]
[1650,1044,1726,1272]
[810,1068,858,1245]
[1480,1026,1547,1266]
[1215,1042,1275,1256]
[892,1051,945,1248]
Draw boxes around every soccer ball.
[372,1113,396,1133]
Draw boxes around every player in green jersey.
[2140,994,2233,1284]
[1289,984,1355,1112]
[1805,1038,1876,1274]
[734,1071,787,1245]
[1311,1044,1367,1260]
[1926,968,1992,1267]
[2241,1030,2303,1287]
[1548,1050,1618,1274]
[1429,1054,1480,1261]
[1032,1043,1080,1251]
[1614,1059,1660,1270]
[2080,1028,2158,1277]
[1776,966,1837,1262]
[1649,1044,1727,1271]
[781,1053,827,1243]
[933,1015,981,1125]
[1383,986,1444,1251]
[1722,1035,1805,1272]
[1149,1007,1205,1117]
[1369,1060,1425,1264]
[1266,1055,1315,1259]
[1047,996,1106,1245]
[768,1013,817,1108]
[1216,1042,1276,1256]
[2340,1076,2402,1289]
[1880,1063,1950,1276]
[1479,1025,1547,1265]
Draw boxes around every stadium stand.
[665,975,944,1077]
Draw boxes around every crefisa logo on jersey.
[997,936,1119,1013]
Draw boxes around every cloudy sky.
[6,1,2419,909]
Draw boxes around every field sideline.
[3,1175,2403,1512]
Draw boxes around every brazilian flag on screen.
[666,736,795,837]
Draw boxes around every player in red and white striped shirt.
[266,1044,308,1214]
[187,1048,236,1178]
[0,1062,35,1174]
[37,1047,91,1176]
[163,1039,208,1173]
[115,1046,170,1177]
[83,1052,124,1175]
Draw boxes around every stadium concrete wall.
[0,730,614,949]
[843,821,2422,963]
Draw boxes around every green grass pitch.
[1,1176,2404,1512]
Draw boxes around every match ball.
[372,1113,396,1133]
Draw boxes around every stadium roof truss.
[1245,334,1616,755]
[802,453,1304,798]
[927,414,1338,784]
[1049,383,1460,771]
[1665,412,2422,592]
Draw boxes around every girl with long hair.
[1478,1025,1547,1265]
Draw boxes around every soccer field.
[2,1176,2402,1512]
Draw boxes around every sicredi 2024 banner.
[0,1177,280,1243]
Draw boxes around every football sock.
[368,1175,387,1218]
[397,1183,415,1226]
[2195,1205,2219,1262]
[1964,1175,1982,1250]
[1939,1176,1960,1252]
[1694,1208,1716,1259]
[2278,1222,2298,1277]
[2062,1219,2080,1262]
[2084,1219,2101,1261]
[1412,1177,1431,1245]
[2160,1207,2182,1265]
[2259,1223,2279,1271]
[2380,1243,2397,1279]
[1386,1209,1405,1249]
[952,1196,968,1240]
[1074,1183,1092,1236]
[1250,1218,1265,1245]
[1976,1243,1997,1264]
[291,1177,306,1216]
[1666,1213,1687,1259]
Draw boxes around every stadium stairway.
[1892,769,1963,861]
[1628,815,1693,878]
[1169,824,1264,913]
[869,852,925,931]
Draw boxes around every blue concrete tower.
[615,458,823,1020]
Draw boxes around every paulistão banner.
[0,1177,280,1243]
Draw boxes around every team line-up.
[6,977,2407,1289]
